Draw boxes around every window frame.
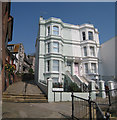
[82,32,86,40]
[52,77,59,83]
[47,26,50,36]
[84,63,88,73]
[53,60,59,72]
[53,42,59,53]
[47,60,50,72]
[53,26,59,36]
[84,46,87,56]
[47,42,51,53]
[91,63,96,73]
[88,31,93,40]
[90,46,95,56]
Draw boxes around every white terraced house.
[35,17,100,89]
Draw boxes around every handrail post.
[71,92,74,119]
[89,90,92,120]
[108,90,111,106]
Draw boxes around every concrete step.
[3,93,46,96]
[2,98,48,103]
[2,93,48,103]
[3,94,46,98]
[3,96,46,99]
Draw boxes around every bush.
[28,68,34,74]
[67,82,81,92]
[53,82,63,88]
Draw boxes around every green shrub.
[28,68,34,74]
[67,82,81,92]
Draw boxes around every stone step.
[2,98,48,103]
[3,95,46,99]
[3,93,46,98]
[2,93,46,96]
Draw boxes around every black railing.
[71,89,117,120]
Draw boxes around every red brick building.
[2,2,15,91]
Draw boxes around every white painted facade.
[35,17,100,84]
[99,37,116,82]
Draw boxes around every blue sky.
[10,2,115,54]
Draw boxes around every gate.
[71,89,117,120]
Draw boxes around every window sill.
[44,71,59,74]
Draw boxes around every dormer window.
[53,26,59,36]
[88,31,93,40]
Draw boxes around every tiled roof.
[8,43,21,52]
[14,44,20,52]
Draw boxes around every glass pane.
[88,31,93,40]
[53,31,59,35]
[53,42,59,53]
[48,43,50,53]
[48,26,50,35]
[47,60,50,71]
[53,48,58,52]
[90,47,95,56]
[53,26,58,31]
[53,42,58,47]
[53,60,59,71]
[53,26,59,35]
[84,47,87,56]
[85,63,88,73]
[91,63,96,73]
[82,32,86,40]
[53,77,58,83]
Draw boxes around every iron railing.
[71,89,117,120]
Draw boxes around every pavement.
[2,102,72,119]
[2,81,72,119]
[3,81,43,95]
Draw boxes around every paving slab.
[2,102,72,119]
[3,81,42,95]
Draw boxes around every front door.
[75,63,79,76]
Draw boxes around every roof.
[7,43,23,53]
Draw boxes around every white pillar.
[48,78,54,102]
[108,81,115,97]
[99,80,106,98]
[89,80,96,100]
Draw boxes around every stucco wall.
[100,37,115,77]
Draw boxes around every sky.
[10,2,115,54]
